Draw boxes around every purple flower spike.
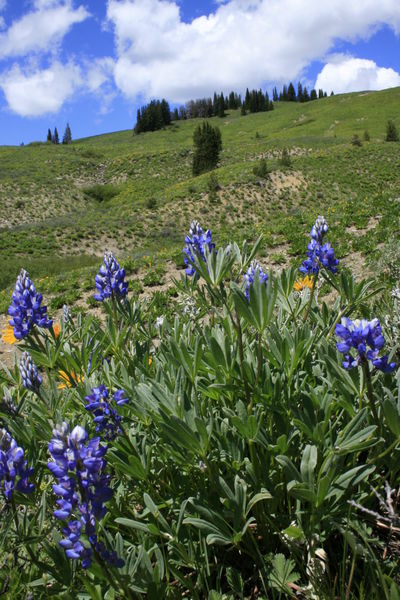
[335,317,396,373]
[0,428,34,501]
[183,221,215,277]
[244,260,268,300]
[85,385,129,440]
[48,422,123,569]
[94,251,128,302]
[8,269,52,339]
[300,216,339,276]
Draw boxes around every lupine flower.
[8,269,52,339]
[85,385,129,441]
[94,251,128,302]
[183,221,215,277]
[62,304,71,323]
[0,428,34,501]
[0,390,17,416]
[244,260,268,300]
[299,216,339,275]
[19,352,42,392]
[335,317,396,372]
[48,422,122,568]
[310,215,329,244]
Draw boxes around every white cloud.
[1,62,82,116]
[315,56,400,94]
[106,0,400,102]
[0,2,90,59]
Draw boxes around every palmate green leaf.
[269,553,300,594]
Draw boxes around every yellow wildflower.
[293,275,314,292]
[53,323,61,338]
[57,371,84,389]
[148,356,153,366]
[2,324,17,345]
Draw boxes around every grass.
[1,87,400,305]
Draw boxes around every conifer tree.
[297,82,304,102]
[287,82,296,101]
[62,123,72,144]
[310,89,317,100]
[272,86,278,102]
[53,127,59,144]
[192,122,222,176]
[47,128,52,143]
[386,119,399,142]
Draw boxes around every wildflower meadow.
[0,217,399,599]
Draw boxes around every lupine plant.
[0,222,400,598]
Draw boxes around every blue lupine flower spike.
[244,260,268,300]
[48,422,123,569]
[8,269,52,339]
[335,317,396,372]
[183,220,215,277]
[19,352,42,393]
[0,428,34,501]
[300,216,339,276]
[94,251,129,302]
[85,385,129,441]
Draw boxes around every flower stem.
[362,360,380,430]
[303,273,318,322]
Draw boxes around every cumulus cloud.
[315,56,400,93]
[0,2,90,59]
[0,62,82,116]
[106,0,400,102]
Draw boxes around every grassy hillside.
[1,87,400,310]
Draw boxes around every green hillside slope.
[1,87,400,303]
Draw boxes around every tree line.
[46,123,72,145]
[134,81,330,135]
[272,81,330,102]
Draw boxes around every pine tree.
[62,123,72,144]
[272,86,278,102]
[192,122,222,176]
[287,82,296,102]
[386,120,399,142]
[53,127,59,144]
[310,89,317,101]
[240,104,246,116]
[217,93,225,118]
[160,99,171,126]
[46,128,52,143]
[297,82,303,103]
[303,86,310,102]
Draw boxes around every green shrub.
[82,184,120,203]
[386,119,399,142]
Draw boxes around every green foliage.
[192,122,222,176]
[386,119,399,142]
[280,147,291,167]
[82,184,120,203]
[1,232,400,597]
[252,158,268,178]
[351,133,362,147]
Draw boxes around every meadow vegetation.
[1,88,400,597]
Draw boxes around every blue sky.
[1,0,400,145]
